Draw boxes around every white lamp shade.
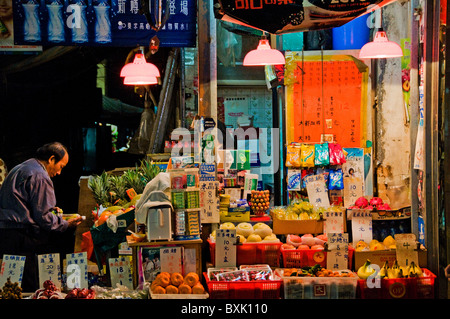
[243,39,285,66]
[359,31,403,59]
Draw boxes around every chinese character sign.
[200,181,220,223]
[323,210,344,234]
[12,0,196,47]
[0,255,26,288]
[38,253,62,289]
[215,229,236,267]
[160,246,183,273]
[305,173,330,208]
[351,210,372,244]
[66,252,89,289]
[326,233,349,270]
[216,0,398,34]
[109,257,133,290]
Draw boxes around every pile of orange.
[151,272,206,294]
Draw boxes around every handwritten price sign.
[38,253,61,289]
[215,229,237,267]
[109,257,133,290]
[0,255,26,288]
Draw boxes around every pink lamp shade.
[359,30,403,59]
[120,52,160,85]
[123,75,158,85]
[243,39,285,66]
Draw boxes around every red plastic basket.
[204,273,282,299]
[281,246,354,269]
[208,239,282,267]
[357,268,436,299]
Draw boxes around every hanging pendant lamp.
[243,38,285,66]
[120,47,160,85]
[359,29,403,59]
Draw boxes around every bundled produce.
[357,259,424,280]
[282,233,327,250]
[0,277,22,299]
[65,287,95,299]
[348,196,391,211]
[151,272,206,295]
[212,222,279,243]
[210,265,273,282]
[353,236,396,251]
[249,190,270,215]
[282,264,356,278]
[31,280,64,299]
[271,200,333,221]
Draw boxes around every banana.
[387,261,402,279]
[357,259,377,279]
[406,261,423,278]
[378,261,389,279]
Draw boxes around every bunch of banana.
[383,260,423,279]
[357,259,377,279]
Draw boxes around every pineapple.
[88,172,111,207]
[139,159,161,184]
[123,167,146,195]
[109,174,128,206]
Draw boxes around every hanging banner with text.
[13,0,196,47]
[284,53,369,148]
[215,0,398,34]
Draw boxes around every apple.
[297,244,310,250]
[310,245,324,250]
[282,243,296,250]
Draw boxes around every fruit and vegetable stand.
[0,155,436,300]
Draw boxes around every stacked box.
[185,190,199,209]
[172,191,185,209]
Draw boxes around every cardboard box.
[272,215,323,235]
[354,249,428,270]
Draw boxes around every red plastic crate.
[357,268,436,299]
[204,273,282,299]
[208,239,282,267]
[281,246,354,269]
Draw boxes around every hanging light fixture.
[120,46,160,85]
[243,38,285,66]
[359,29,403,59]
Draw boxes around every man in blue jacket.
[0,142,82,292]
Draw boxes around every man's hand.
[67,216,83,228]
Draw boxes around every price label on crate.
[305,174,330,208]
[38,253,61,289]
[0,255,26,288]
[215,229,237,268]
[109,257,133,290]
[326,233,349,270]
[395,233,419,267]
[160,247,183,274]
[66,252,88,289]
[351,210,373,244]
[323,210,345,234]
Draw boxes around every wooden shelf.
[127,238,202,247]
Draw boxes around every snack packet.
[300,144,315,167]
[314,143,330,166]
[286,143,301,167]
[329,143,346,165]
[328,168,344,190]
